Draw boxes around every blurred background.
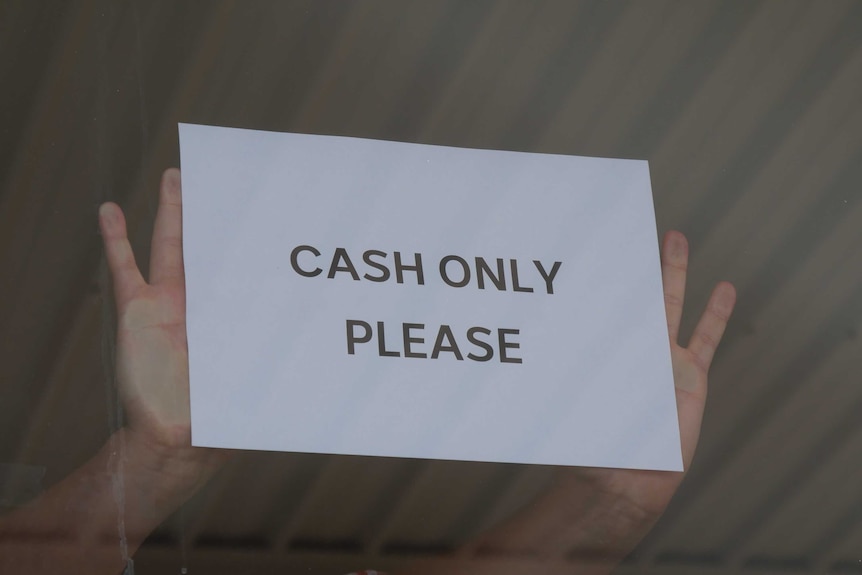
[1,1,862,573]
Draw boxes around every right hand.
[99,168,226,479]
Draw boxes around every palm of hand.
[562,231,736,528]
[116,282,190,447]
[101,169,193,450]
[566,350,708,520]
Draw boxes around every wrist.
[119,428,229,520]
[469,469,670,567]
[545,469,672,561]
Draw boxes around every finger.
[99,202,146,305]
[688,281,737,372]
[149,168,185,285]
[661,230,689,344]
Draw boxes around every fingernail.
[163,169,181,195]
[99,204,114,228]
[668,234,686,257]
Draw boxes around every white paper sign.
[179,123,681,471]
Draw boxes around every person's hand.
[460,230,736,567]
[0,170,226,575]
[569,230,736,535]
[99,168,226,487]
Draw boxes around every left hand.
[463,231,736,563]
